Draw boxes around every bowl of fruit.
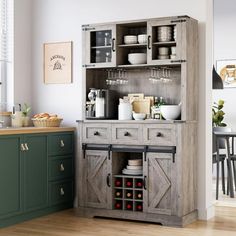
[32,113,63,127]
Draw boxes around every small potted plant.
[22,103,31,127]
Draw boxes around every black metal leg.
[226,137,235,198]
[227,159,230,195]
[232,160,236,191]
[216,138,220,200]
[221,160,225,194]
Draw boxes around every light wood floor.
[1,207,236,236]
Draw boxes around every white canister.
[95,97,105,118]
[118,102,132,120]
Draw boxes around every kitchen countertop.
[0,126,76,135]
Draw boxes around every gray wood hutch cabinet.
[77,15,198,227]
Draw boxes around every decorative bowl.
[160,105,181,120]
[132,112,146,120]
[124,35,137,44]
[128,53,147,64]
[137,34,147,44]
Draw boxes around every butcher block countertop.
[0,127,76,135]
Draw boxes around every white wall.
[31,0,213,219]
[213,0,236,130]
[14,0,32,106]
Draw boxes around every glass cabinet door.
[83,24,116,68]
[147,18,186,65]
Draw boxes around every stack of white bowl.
[157,26,172,42]
[124,35,137,44]
[122,159,143,175]
[158,47,169,60]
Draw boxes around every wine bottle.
[115,179,122,187]
[126,202,133,210]
[126,180,133,187]
[137,192,142,199]
[136,180,143,188]
[126,191,132,198]
[115,202,122,209]
[136,204,142,211]
[116,191,122,197]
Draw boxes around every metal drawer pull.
[124,131,130,136]
[24,143,29,151]
[60,140,65,148]
[156,132,162,137]
[60,163,65,172]
[60,187,65,196]
[106,173,111,187]
[144,176,147,190]
[21,143,26,151]
[94,131,100,136]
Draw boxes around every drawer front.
[112,124,142,144]
[83,124,111,143]
[49,157,73,181]
[49,181,73,206]
[143,124,176,146]
[49,133,74,156]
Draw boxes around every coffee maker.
[86,89,118,119]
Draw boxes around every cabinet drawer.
[83,124,111,143]
[49,157,73,181]
[112,124,142,144]
[143,124,176,146]
[49,133,73,156]
[49,181,73,206]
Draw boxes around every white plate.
[128,159,142,166]
[122,168,143,175]
[127,165,142,170]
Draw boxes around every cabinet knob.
[124,131,130,136]
[20,143,26,151]
[60,140,65,148]
[156,132,162,137]
[94,131,100,136]
[60,187,65,196]
[25,143,29,151]
[60,163,65,172]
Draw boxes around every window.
[0,0,13,106]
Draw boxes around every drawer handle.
[144,176,147,190]
[60,187,65,196]
[106,173,111,187]
[124,131,130,136]
[94,131,100,136]
[60,140,65,148]
[156,132,162,137]
[60,163,65,172]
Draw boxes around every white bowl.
[158,55,169,60]
[158,47,169,55]
[138,34,147,44]
[170,54,176,59]
[132,112,146,120]
[124,35,137,44]
[171,46,176,54]
[128,53,147,64]
[160,105,181,120]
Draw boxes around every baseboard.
[197,204,215,220]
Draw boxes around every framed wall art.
[216,59,236,88]
[44,41,72,84]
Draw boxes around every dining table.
[213,131,236,199]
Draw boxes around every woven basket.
[32,118,63,127]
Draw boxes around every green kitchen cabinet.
[0,131,74,228]
[23,134,48,212]
[0,135,23,220]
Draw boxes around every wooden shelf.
[114,187,143,191]
[114,198,143,202]
[153,41,176,46]
[118,64,148,68]
[118,43,147,48]
[91,46,112,49]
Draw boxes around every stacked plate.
[158,46,169,60]
[157,26,172,42]
[122,159,143,175]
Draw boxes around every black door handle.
[106,173,111,187]
[144,176,147,190]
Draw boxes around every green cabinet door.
[0,135,22,219]
[23,134,48,212]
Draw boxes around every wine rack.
[113,175,143,212]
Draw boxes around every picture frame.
[216,59,236,88]
[44,41,72,84]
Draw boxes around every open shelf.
[118,43,147,48]
[153,41,176,46]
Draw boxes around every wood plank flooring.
[1,206,236,236]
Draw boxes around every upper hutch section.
[82,16,198,122]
